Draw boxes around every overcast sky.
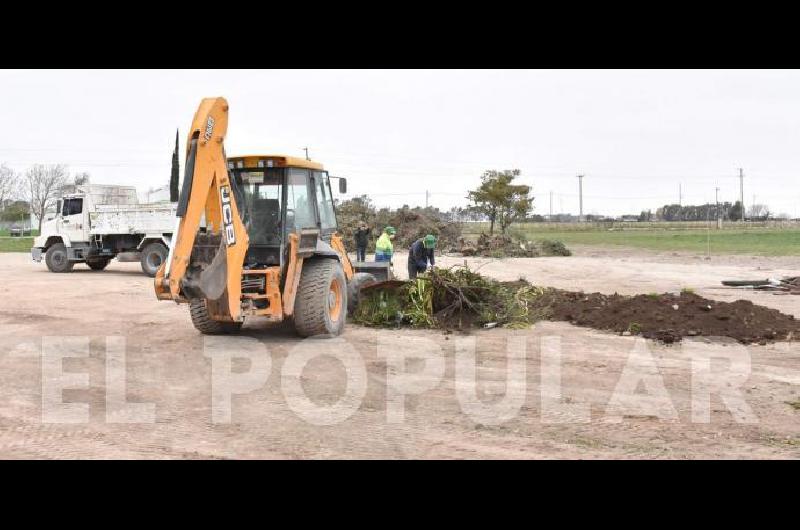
[2,69,799,216]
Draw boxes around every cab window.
[62,198,83,216]
[286,168,315,231]
[313,171,337,231]
[238,169,282,245]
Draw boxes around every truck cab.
[38,189,102,248]
[32,184,175,275]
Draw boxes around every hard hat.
[423,234,436,248]
[385,226,396,235]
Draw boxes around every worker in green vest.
[375,226,396,262]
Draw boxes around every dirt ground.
[1,246,799,459]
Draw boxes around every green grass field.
[0,237,33,252]
[3,225,799,255]
[463,224,800,256]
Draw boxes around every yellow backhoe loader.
[154,97,386,336]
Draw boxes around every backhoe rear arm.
[154,97,249,321]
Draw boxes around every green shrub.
[537,239,572,256]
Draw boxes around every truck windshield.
[237,169,282,246]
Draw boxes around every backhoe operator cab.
[230,156,339,269]
[154,97,377,337]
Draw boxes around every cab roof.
[228,155,324,171]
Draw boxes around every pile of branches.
[335,195,462,252]
[385,207,462,251]
[352,266,550,330]
[455,233,571,258]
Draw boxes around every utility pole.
[577,175,584,222]
[425,190,430,208]
[739,168,745,222]
[549,190,553,221]
[679,183,682,207]
[303,147,310,160]
[715,186,721,229]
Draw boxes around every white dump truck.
[31,184,176,276]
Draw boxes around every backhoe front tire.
[347,272,377,316]
[45,243,74,273]
[189,299,243,335]
[294,259,347,338]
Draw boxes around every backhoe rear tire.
[45,243,74,273]
[189,299,243,335]
[294,259,347,338]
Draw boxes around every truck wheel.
[140,242,167,277]
[347,272,377,316]
[45,243,74,273]
[189,299,243,335]
[87,258,111,271]
[294,259,347,338]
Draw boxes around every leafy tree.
[728,201,743,221]
[0,201,30,222]
[73,171,91,185]
[467,169,533,234]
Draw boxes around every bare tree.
[25,164,68,230]
[747,203,770,220]
[0,163,19,208]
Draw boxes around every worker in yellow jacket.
[375,226,396,262]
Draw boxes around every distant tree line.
[653,201,749,222]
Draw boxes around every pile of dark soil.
[352,266,800,344]
[540,290,800,344]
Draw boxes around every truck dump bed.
[90,203,177,235]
